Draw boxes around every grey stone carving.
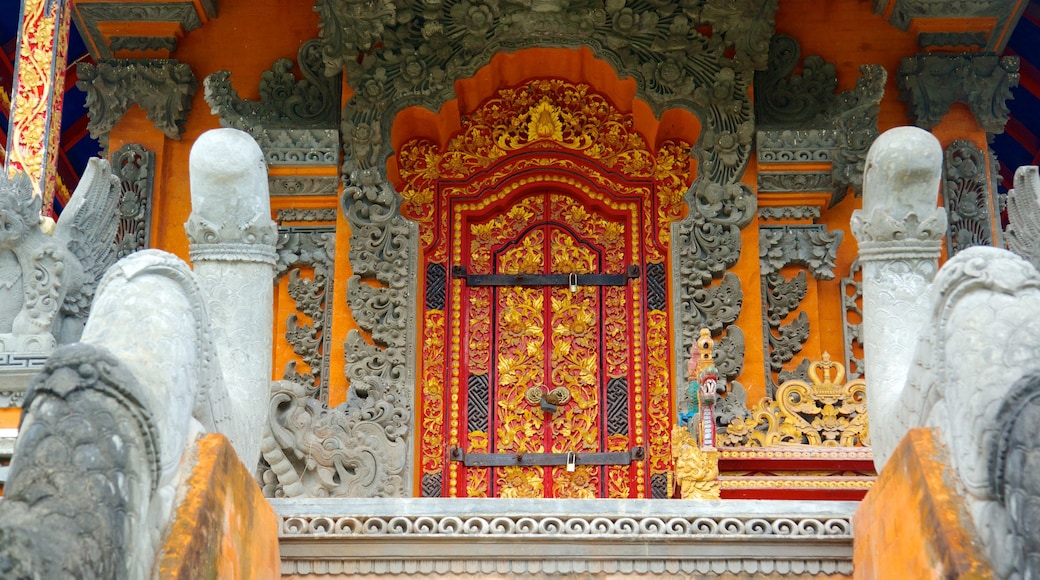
[840,259,864,380]
[1005,165,1040,271]
[185,128,278,467]
[111,144,155,258]
[269,177,340,196]
[109,36,178,54]
[853,126,1040,578]
[204,39,340,132]
[898,53,1020,134]
[755,35,887,206]
[275,226,336,402]
[0,159,121,355]
[278,208,339,223]
[918,31,988,49]
[943,140,997,255]
[76,59,197,150]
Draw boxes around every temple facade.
[0,0,1036,577]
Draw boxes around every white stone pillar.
[185,128,277,468]
[850,126,947,469]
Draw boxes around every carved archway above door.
[393,75,696,497]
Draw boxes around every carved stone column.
[850,126,947,468]
[185,128,277,468]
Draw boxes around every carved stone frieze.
[898,53,1020,134]
[276,498,856,576]
[755,35,886,206]
[278,208,339,223]
[759,206,821,222]
[942,140,996,255]
[109,36,178,54]
[269,176,340,196]
[111,144,155,258]
[76,59,197,150]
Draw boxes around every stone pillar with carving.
[185,128,277,468]
[850,126,947,468]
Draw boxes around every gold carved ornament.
[718,352,870,448]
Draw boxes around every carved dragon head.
[0,171,42,249]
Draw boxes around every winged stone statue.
[0,158,121,353]
[1006,165,1040,271]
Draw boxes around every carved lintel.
[72,1,213,59]
[874,0,1022,52]
[898,53,1020,134]
[756,35,886,205]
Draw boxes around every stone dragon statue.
[852,126,1040,579]
[0,160,121,353]
[0,129,277,578]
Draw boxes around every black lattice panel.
[646,262,666,311]
[421,472,443,497]
[467,373,490,433]
[426,263,447,310]
[650,472,669,499]
[605,377,629,437]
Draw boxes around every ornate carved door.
[398,78,694,498]
[454,190,639,498]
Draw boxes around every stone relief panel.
[942,140,999,255]
[111,144,155,258]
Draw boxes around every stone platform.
[274,498,857,577]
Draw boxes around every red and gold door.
[397,78,695,498]
[452,190,639,498]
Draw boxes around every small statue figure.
[679,328,726,449]
[670,328,725,499]
[0,160,120,353]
